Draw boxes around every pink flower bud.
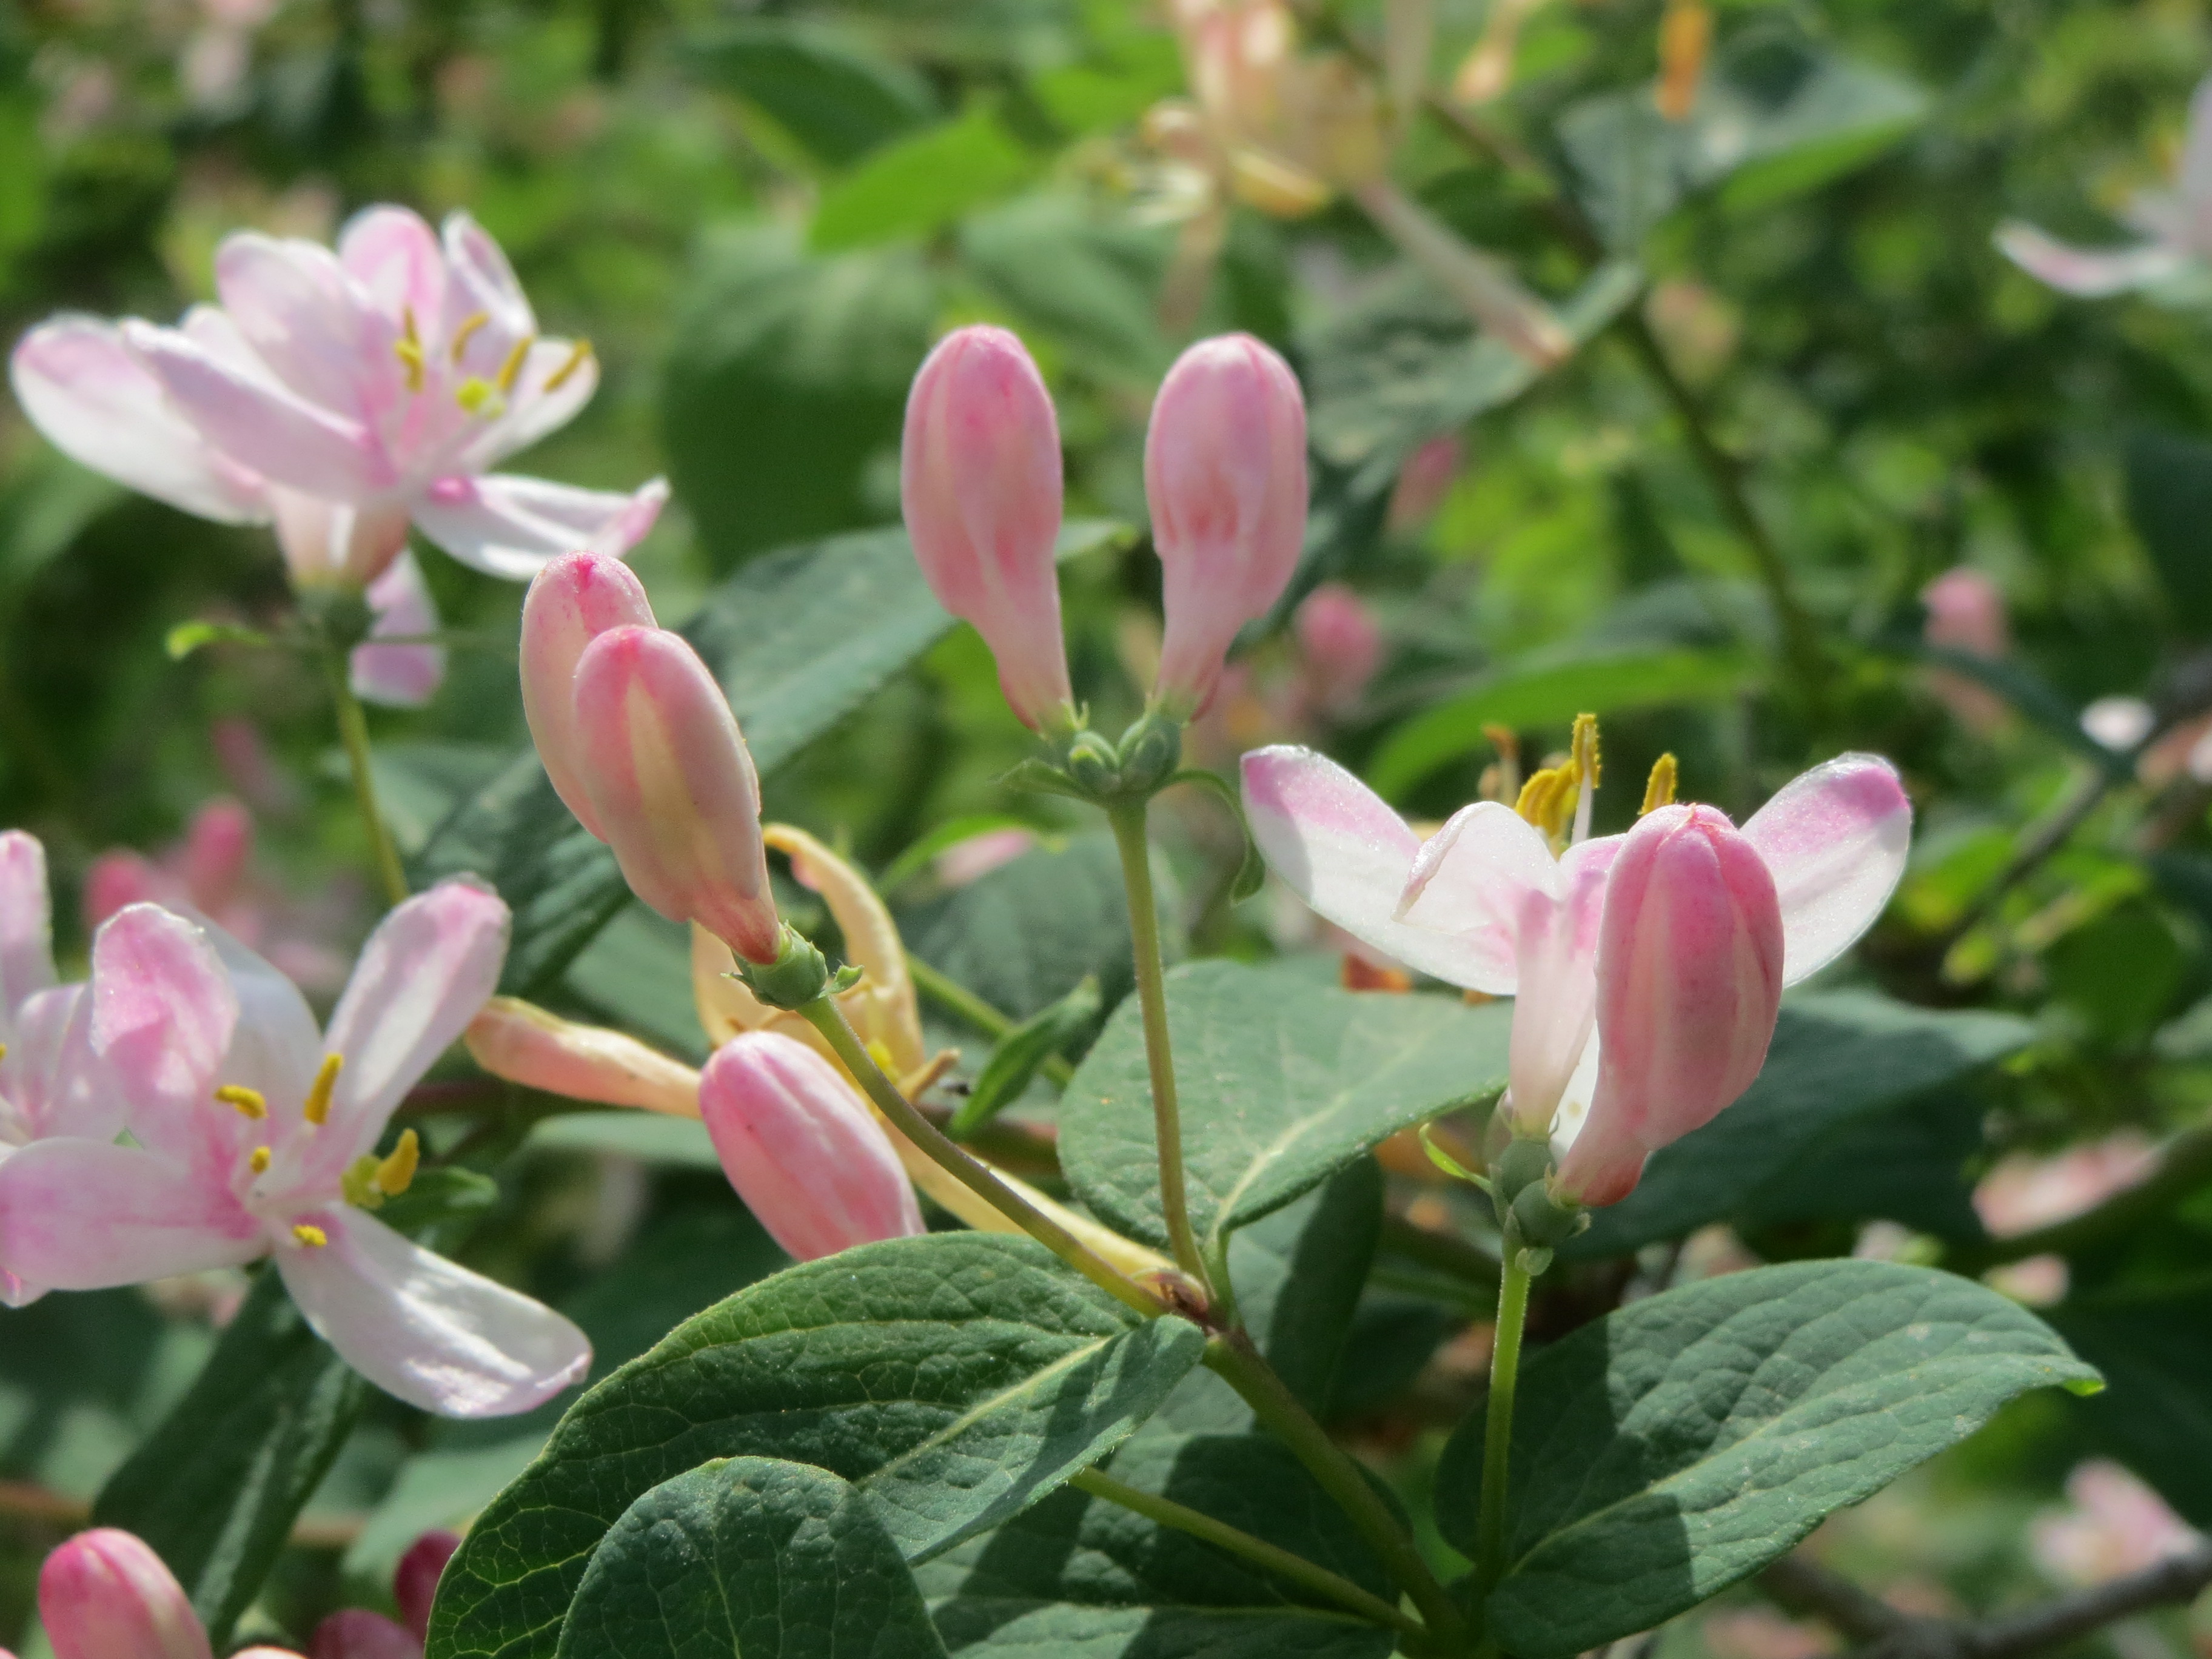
[571,626,781,964]
[307,1610,418,1659]
[1145,333,1308,716]
[697,1030,925,1262]
[465,996,701,1116]
[394,1529,461,1641]
[180,798,253,913]
[520,550,658,840]
[900,326,1073,731]
[39,1529,212,1659]
[1922,567,2008,659]
[1292,581,1382,716]
[1557,804,1784,1207]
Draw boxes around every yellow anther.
[1640,753,1680,816]
[394,338,424,393]
[448,309,491,362]
[303,1053,343,1127]
[249,1145,272,1174]
[1514,764,1574,838]
[542,338,594,392]
[215,1084,267,1120]
[495,333,534,394]
[865,1038,899,1076]
[374,1129,420,1198]
[0,1042,8,1064]
[1656,0,1713,121]
[1570,712,1601,789]
[454,377,501,416]
[292,1223,328,1248]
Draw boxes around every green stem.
[323,649,409,908]
[797,996,1165,1320]
[1070,1468,1430,1643]
[1475,1246,1535,1598]
[1106,800,1205,1282]
[906,954,1074,1087]
[1207,1335,1472,1650]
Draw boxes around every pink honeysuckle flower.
[0,884,591,1418]
[1921,567,2011,733]
[697,1030,926,1262]
[0,832,118,1309]
[1147,333,1309,717]
[1996,76,2212,297]
[1385,434,1463,535]
[2031,1461,2199,1587]
[40,1528,227,1659]
[900,326,1075,733]
[1241,746,1911,1203]
[1290,580,1383,719]
[1974,1132,2157,1239]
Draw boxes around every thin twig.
[0,1480,363,1549]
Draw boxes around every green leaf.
[959,194,1178,383]
[919,1432,1394,1658]
[813,106,1036,251]
[662,228,937,568]
[1567,991,2032,1261]
[428,1233,1205,1659]
[1059,960,1512,1254]
[528,1110,721,1167]
[1435,1261,2098,1656]
[687,21,937,166]
[562,905,707,1062]
[1737,1088,1989,1244]
[369,742,511,857]
[560,1458,948,1658]
[2050,1284,2212,1526]
[900,828,1168,1024]
[92,1270,372,1650]
[2123,429,2212,637]
[950,976,1101,1137]
[1365,646,1757,801]
[1225,1158,1384,1416]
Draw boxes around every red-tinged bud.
[900,326,1074,731]
[395,1529,461,1640]
[307,1609,418,1659]
[697,1031,925,1262]
[1145,333,1308,717]
[1557,804,1783,1207]
[465,997,700,1116]
[1293,581,1383,714]
[571,626,782,965]
[520,550,658,840]
[39,1529,212,1659]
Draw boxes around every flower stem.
[323,649,409,908]
[1207,1333,1472,1651]
[1105,800,1207,1283]
[797,995,1167,1320]
[1475,1245,1535,1598]
[1070,1467,1433,1644]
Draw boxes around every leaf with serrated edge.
[427,1233,1204,1659]
[1059,960,1510,1253]
[559,1458,948,1659]
[1435,1260,2098,1657]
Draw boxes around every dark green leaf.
[1567,992,2031,1260]
[93,1270,370,1650]
[1738,1089,1989,1243]
[1225,1158,1383,1416]
[950,976,1101,1137]
[2050,1284,2212,1526]
[561,905,708,1062]
[919,1432,1393,1658]
[560,1457,948,1658]
[2123,429,2212,637]
[1060,961,1512,1253]
[813,107,1036,251]
[1436,1261,2098,1656]
[687,21,937,166]
[428,1233,1205,1659]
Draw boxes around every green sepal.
[997,757,1098,802]
[733,923,834,1011]
[948,976,1101,1138]
[1167,766,1267,902]
[167,620,276,660]
[295,585,376,652]
[1419,1124,1491,1191]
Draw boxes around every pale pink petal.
[1740,754,1912,986]
[214,233,399,420]
[0,830,56,1013]
[8,318,269,524]
[275,1208,589,1418]
[350,549,446,708]
[309,1609,420,1659]
[5,984,120,1144]
[89,904,239,1128]
[0,1139,261,1289]
[198,920,326,1119]
[319,880,509,1170]
[1241,746,1508,988]
[182,799,254,913]
[440,212,534,343]
[338,205,447,330]
[126,320,394,501]
[1994,223,2187,297]
[455,341,602,473]
[409,472,666,581]
[464,997,701,1115]
[1393,802,1563,994]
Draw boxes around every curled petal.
[1394,801,1564,994]
[0,830,56,1013]
[275,1208,589,1418]
[464,996,701,1116]
[1994,222,2187,297]
[0,1139,262,1290]
[411,471,664,583]
[1740,752,1911,986]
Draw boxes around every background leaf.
[687,21,937,166]
[812,107,1036,251]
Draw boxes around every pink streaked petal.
[9,318,270,525]
[89,904,238,1127]
[440,212,534,341]
[214,233,398,419]
[409,472,665,582]
[455,342,602,474]
[1740,753,1912,986]
[1993,223,2186,297]
[351,550,447,708]
[7,984,121,1144]
[0,1139,261,1290]
[1241,746,1505,989]
[338,204,447,330]
[0,830,56,1012]
[319,880,509,1170]
[518,551,659,840]
[464,997,701,1116]
[126,320,394,501]
[198,920,325,1119]
[1394,802,1563,994]
[38,1527,213,1659]
[275,1208,589,1418]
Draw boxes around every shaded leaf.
[2050,1284,2212,1527]
[2124,429,2212,638]
[960,195,1177,383]
[813,107,1036,251]
[951,977,1101,1137]
[688,21,937,166]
